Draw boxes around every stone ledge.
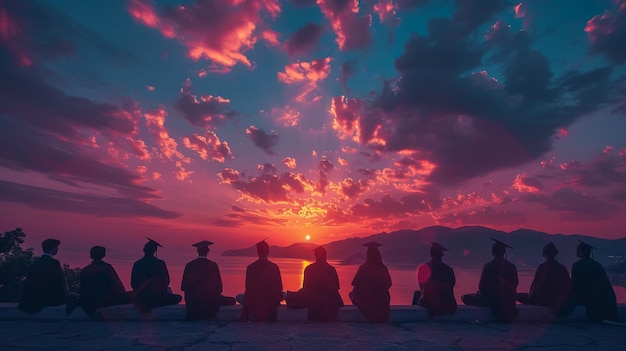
[1,303,624,323]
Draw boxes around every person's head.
[143,238,161,256]
[90,246,106,260]
[41,239,60,255]
[363,242,383,265]
[576,240,593,258]
[491,238,512,258]
[192,240,214,257]
[542,242,558,259]
[430,242,448,260]
[256,240,270,258]
[314,246,327,262]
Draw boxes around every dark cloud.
[245,126,279,155]
[586,1,626,64]
[610,187,626,202]
[317,157,335,194]
[547,148,626,188]
[348,191,440,220]
[338,58,357,93]
[182,131,233,162]
[437,206,526,226]
[285,0,317,7]
[396,0,430,11]
[453,0,510,34]
[330,11,621,187]
[176,79,236,128]
[0,180,180,219]
[523,188,619,221]
[285,22,324,57]
[339,178,372,199]
[318,0,373,51]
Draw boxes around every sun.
[305,235,311,241]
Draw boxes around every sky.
[1,0,626,258]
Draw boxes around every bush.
[0,228,34,302]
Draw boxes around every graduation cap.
[42,238,61,252]
[363,241,382,248]
[577,239,595,250]
[256,237,270,255]
[491,238,513,249]
[192,240,214,248]
[431,242,449,252]
[145,237,163,249]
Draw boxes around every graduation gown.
[131,256,181,312]
[80,260,131,316]
[478,257,518,322]
[351,262,392,323]
[527,259,573,316]
[572,257,618,322]
[417,259,457,317]
[241,259,283,322]
[181,257,223,321]
[302,261,344,322]
[18,255,68,313]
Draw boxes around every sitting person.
[517,242,574,317]
[413,242,457,317]
[239,240,284,322]
[181,240,235,321]
[131,238,181,313]
[350,242,392,323]
[18,239,79,314]
[462,239,518,322]
[571,240,618,322]
[286,246,344,322]
[80,246,132,316]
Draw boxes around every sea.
[102,256,626,305]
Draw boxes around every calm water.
[104,256,626,305]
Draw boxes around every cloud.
[327,5,621,187]
[512,173,543,193]
[348,191,440,220]
[0,180,180,219]
[277,57,332,103]
[585,0,626,64]
[245,126,279,155]
[317,0,372,51]
[453,0,509,34]
[523,188,619,221]
[182,131,233,162]
[396,0,430,10]
[127,0,280,72]
[282,157,297,169]
[436,206,526,226]
[217,167,312,204]
[175,79,235,128]
[339,177,372,199]
[317,157,335,194]
[285,22,324,57]
[338,58,357,93]
[271,105,300,127]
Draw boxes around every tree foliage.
[0,228,34,302]
[0,228,82,302]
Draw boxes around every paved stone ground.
[0,320,624,350]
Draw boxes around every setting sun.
[305,235,311,241]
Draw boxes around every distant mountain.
[222,226,626,270]
[222,242,319,260]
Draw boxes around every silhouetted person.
[462,238,518,322]
[301,246,344,322]
[350,242,392,323]
[181,240,224,321]
[240,240,283,322]
[571,240,618,322]
[18,239,78,314]
[518,242,574,317]
[131,238,181,313]
[79,246,132,316]
[413,242,457,317]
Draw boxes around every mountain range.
[221,226,626,269]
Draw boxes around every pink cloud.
[523,188,619,221]
[512,173,543,193]
[217,167,312,204]
[339,177,372,199]
[182,131,233,163]
[176,79,234,128]
[271,105,300,127]
[330,96,367,142]
[585,0,626,63]
[143,107,186,162]
[127,0,281,72]
[282,157,297,169]
[317,0,372,51]
[277,57,332,84]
